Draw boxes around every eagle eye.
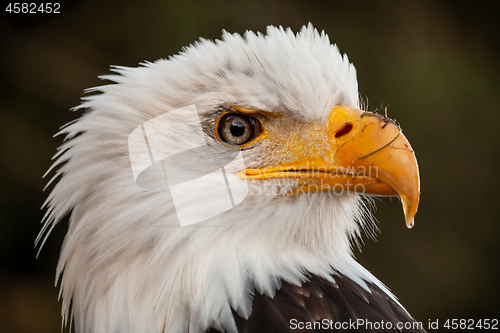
[217,113,262,146]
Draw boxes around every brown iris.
[217,113,262,146]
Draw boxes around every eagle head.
[40,24,420,333]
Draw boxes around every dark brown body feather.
[208,274,426,333]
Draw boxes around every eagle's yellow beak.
[238,106,420,228]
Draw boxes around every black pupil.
[230,121,245,137]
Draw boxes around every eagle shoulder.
[209,273,426,333]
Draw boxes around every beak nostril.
[335,123,353,138]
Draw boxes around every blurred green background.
[1,0,499,332]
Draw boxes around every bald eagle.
[40,24,423,333]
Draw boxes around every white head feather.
[40,24,396,333]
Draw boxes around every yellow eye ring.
[215,112,263,147]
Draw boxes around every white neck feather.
[47,173,388,332]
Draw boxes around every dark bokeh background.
[1,0,499,332]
